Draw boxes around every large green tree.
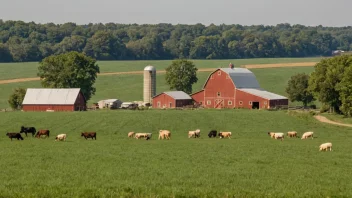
[309,55,352,114]
[8,88,26,110]
[285,73,315,106]
[37,51,100,101]
[165,59,198,94]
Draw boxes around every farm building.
[22,88,86,112]
[191,64,288,109]
[152,91,193,108]
[98,99,122,109]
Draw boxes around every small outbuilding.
[152,91,193,108]
[98,99,122,109]
[22,88,86,112]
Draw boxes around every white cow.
[319,142,332,151]
[55,134,66,141]
[301,132,314,139]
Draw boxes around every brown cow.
[35,130,50,138]
[81,132,97,140]
[6,132,24,141]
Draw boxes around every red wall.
[203,69,236,108]
[235,90,270,109]
[191,90,204,105]
[23,105,74,112]
[152,93,192,108]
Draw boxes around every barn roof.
[22,88,83,105]
[238,88,288,100]
[154,91,192,100]
[220,68,261,88]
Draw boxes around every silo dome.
[144,65,156,71]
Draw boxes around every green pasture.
[0,110,351,197]
[323,113,352,125]
[0,57,322,80]
[0,67,315,109]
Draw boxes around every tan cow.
[128,132,135,138]
[301,131,314,139]
[273,133,284,141]
[188,129,200,138]
[319,142,332,151]
[158,130,171,140]
[287,131,297,138]
[219,132,231,139]
[135,133,148,139]
[55,134,66,141]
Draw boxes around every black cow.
[6,133,24,141]
[208,130,217,138]
[20,126,36,137]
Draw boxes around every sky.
[1,0,351,27]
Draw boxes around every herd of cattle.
[5,126,332,151]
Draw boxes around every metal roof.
[220,68,261,88]
[164,91,192,100]
[238,88,288,100]
[144,65,156,71]
[98,99,121,103]
[22,88,82,105]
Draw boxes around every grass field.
[0,110,351,197]
[322,113,352,125]
[0,57,322,80]
[0,67,316,109]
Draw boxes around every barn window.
[169,102,172,108]
[228,100,232,105]
[218,71,221,75]
[207,100,211,105]
[157,101,161,107]
[249,101,252,105]
[217,92,221,97]
[239,101,243,105]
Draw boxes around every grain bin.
[143,65,156,104]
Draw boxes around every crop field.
[0,57,322,81]
[0,110,351,197]
[0,66,315,109]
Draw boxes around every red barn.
[191,64,288,109]
[22,88,87,112]
[152,91,193,108]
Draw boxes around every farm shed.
[191,64,288,109]
[98,99,122,109]
[22,88,86,112]
[152,91,193,108]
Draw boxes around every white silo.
[143,65,156,104]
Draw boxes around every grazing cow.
[158,130,171,140]
[188,129,200,138]
[319,142,332,151]
[55,134,66,141]
[219,132,232,139]
[273,133,284,141]
[20,126,36,137]
[301,131,314,140]
[287,131,298,138]
[208,130,217,138]
[128,132,135,138]
[6,132,24,141]
[135,133,148,139]
[267,132,276,138]
[81,132,97,140]
[35,130,50,139]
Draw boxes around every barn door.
[214,99,224,109]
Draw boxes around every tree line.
[1,20,352,62]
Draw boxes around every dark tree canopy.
[165,59,198,94]
[8,87,26,110]
[285,73,315,106]
[1,20,352,62]
[37,51,100,101]
[309,55,352,116]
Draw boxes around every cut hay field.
[0,57,322,81]
[0,110,351,197]
[0,67,316,109]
